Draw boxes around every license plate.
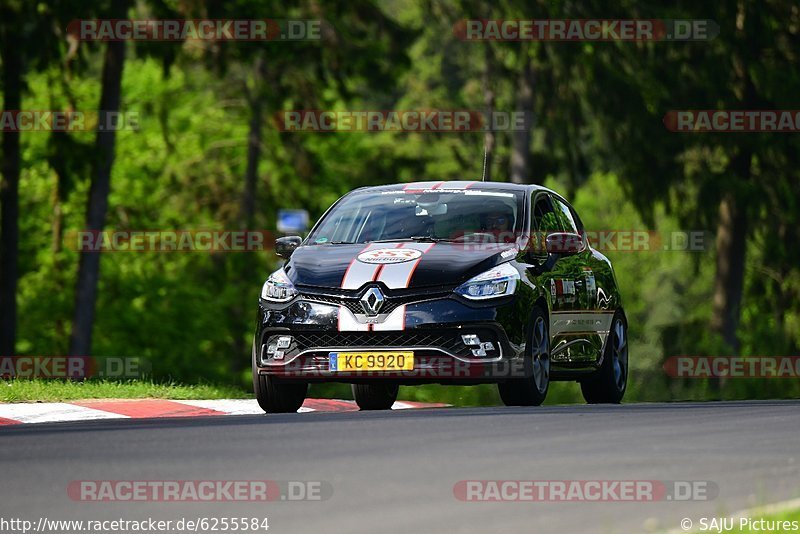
[329,351,414,371]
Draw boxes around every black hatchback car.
[253,181,628,412]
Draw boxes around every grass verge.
[2,378,586,406]
[0,379,250,403]
[728,505,800,533]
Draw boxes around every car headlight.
[455,262,519,300]
[260,268,298,302]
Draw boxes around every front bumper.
[253,289,527,385]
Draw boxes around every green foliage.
[0,378,249,402]
[5,0,799,405]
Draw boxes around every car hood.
[285,241,519,291]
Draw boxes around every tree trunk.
[49,131,71,353]
[0,13,22,356]
[710,151,751,353]
[510,50,534,184]
[241,54,264,229]
[69,0,128,356]
[230,56,266,375]
[481,45,495,182]
[710,0,755,356]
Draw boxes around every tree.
[575,0,800,354]
[70,0,130,356]
[0,1,23,356]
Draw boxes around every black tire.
[498,305,550,406]
[252,342,307,413]
[352,383,398,410]
[580,312,628,404]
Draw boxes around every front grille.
[292,331,497,358]
[302,294,363,315]
[299,289,451,316]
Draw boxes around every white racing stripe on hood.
[341,242,435,290]
[337,242,435,332]
[341,243,382,290]
[376,242,435,289]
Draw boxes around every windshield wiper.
[367,236,454,243]
[409,236,455,242]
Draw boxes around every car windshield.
[307,188,524,244]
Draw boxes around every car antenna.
[481,144,488,181]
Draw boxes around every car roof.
[351,181,561,197]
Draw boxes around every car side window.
[569,205,585,234]
[553,198,579,234]
[532,194,561,233]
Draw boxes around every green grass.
[0,379,250,403]
[681,503,800,533]
[0,378,592,406]
[727,505,800,533]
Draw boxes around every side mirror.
[527,231,585,274]
[545,232,586,256]
[275,236,302,259]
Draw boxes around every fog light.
[462,334,480,346]
[469,341,495,357]
[260,343,277,364]
[261,337,292,364]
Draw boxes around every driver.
[480,202,515,242]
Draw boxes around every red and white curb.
[0,398,448,425]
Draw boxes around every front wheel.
[252,342,307,413]
[498,305,550,406]
[580,312,628,404]
[352,383,398,410]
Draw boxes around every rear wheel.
[498,306,550,406]
[352,383,398,410]
[580,312,628,404]
[252,342,307,413]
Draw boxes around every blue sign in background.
[277,209,310,233]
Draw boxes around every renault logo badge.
[360,287,385,316]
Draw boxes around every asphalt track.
[1,400,799,534]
